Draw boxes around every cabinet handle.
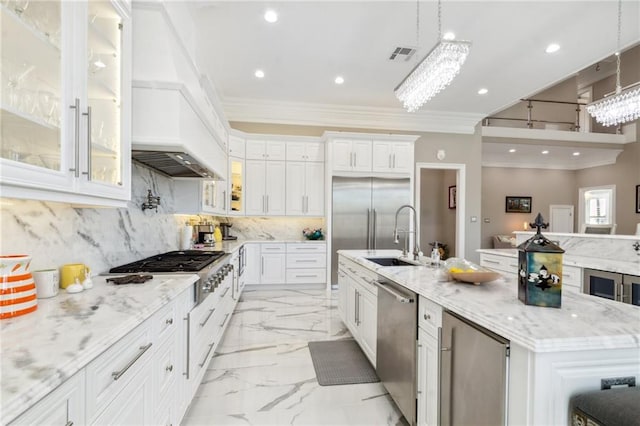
[354,152,357,167]
[69,98,80,177]
[389,154,392,169]
[302,195,305,213]
[424,313,431,320]
[355,290,360,325]
[295,259,316,263]
[81,106,92,180]
[483,259,500,264]
[165,318,173,325]
[65,422,74,426]
[261,256,265,274]
[199,342,215,368]
[266,195,269,213]
[184,315,190,379]
[220,313,230,328]
[199,308,216,327]
[112,342,153,380]
[295,274,317,278]
[223,190,226,210]
[220,287,230,298]
[393,153,396,168]
[262,195,265,213]
[165,364,174,372]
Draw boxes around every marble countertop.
[0,274,198,424]
[196,239,326,254]
[339,250,640,354]
[477,248,640,275]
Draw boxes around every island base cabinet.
[10,371,86,426]
[417,328,439,426]
[508,344,640,426]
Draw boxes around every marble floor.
[182,289,406,426]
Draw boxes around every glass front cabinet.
[0,0,131,206]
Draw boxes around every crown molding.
[222,97,484,135]
[482,153,622,171]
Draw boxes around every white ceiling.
[192,0,640,121]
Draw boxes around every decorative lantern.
[517,213,565,308]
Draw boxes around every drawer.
[286,268,326,284]
[154,332,179,403]
[480,254,518,274]
[86,321,153,421]
[562,265,582,289]
[287,253,326,268]
[418,296,442,338]
[286,243,326,253]
[261,243,286,253]
[153,300,177,344]
[341,257,377,292]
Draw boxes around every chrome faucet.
[393,204,421,261]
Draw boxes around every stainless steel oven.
[583,269,640,306]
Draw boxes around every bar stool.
[570,387,639,426]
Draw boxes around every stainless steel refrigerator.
[331,176,410,284]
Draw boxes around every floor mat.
[308,339,379,386]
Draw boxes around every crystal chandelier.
[586,0,640,127]
[394,0,471,112]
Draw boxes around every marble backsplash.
[1,164,325,274]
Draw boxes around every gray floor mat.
[308,339,380,386]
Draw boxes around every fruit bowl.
[444,258,501,285]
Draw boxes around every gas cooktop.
[109,250,226,273]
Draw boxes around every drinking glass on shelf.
[38,90,55,123]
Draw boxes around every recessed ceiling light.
[477,88,488,95]
[254,69,265,78]
[264,10,278,23]
[334,76,344,85]
[542,150,549,154]
[545,43,560,54]
[572,152,581,156]
[509,148,516,153]
[443,32,456,40]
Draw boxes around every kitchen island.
[338,249,640,425]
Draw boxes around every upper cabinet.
[286,141,324,162]
[245,140,286,161]
[0,0,131,206]
[327,133,417,177]
[372,141,413,174]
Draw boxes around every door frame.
[415,162,466,258]
[549,204,574,233]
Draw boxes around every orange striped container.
[1,255,38,320]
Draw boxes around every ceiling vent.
[389,47,417,61]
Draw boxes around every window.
[579,185,616,227]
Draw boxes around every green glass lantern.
[517,213,565,308]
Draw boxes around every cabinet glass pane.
[230,159,243,212]
[1,1,62,170]
[86,0,121,185]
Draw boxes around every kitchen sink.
[365,257,420,267]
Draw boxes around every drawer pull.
[198,342,215,368]
[295,259,316,263]
[112,342,153,381]
[200,308,216,327]
[166,364,174,372]
[295,247,319,250]
[220,287,230,298]
[165,318,173,325]
[220,313,230,328]
[295,274,317,278]
[424,313,431,320]
[483,259,500,264]
[65,422,74,426]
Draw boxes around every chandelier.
[586,0,640,127]
[394,0,471,112]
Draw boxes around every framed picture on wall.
[448,185,457,209]
[636,185,640,213]
[505,196,532,213]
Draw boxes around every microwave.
[583,268,640,306]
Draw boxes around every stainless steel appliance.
[220,223,237,240]
[440,311,510,426]
[583,269,640,306]
[109,250,231,305]
[374,279,417,426]
[195,224,215,246]
[331,177,410,284]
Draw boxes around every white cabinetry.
[245,160,286,215]
[286,141,324,162]
[417,296,442,426]
[10,371,85,426]
[286,161,324,216]
[286,243,327,284]
[174,179,226,215]
[246,140,286,161]
[337,255,378,365]
[0,0,132,206]
[259,243,286,284]
[331,139,372,172]
[372,141,413,174]
[243,243,261,285]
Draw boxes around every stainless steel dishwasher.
[440,311,510,426]
[374,279,418,426]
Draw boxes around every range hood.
[131,82,227,180]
